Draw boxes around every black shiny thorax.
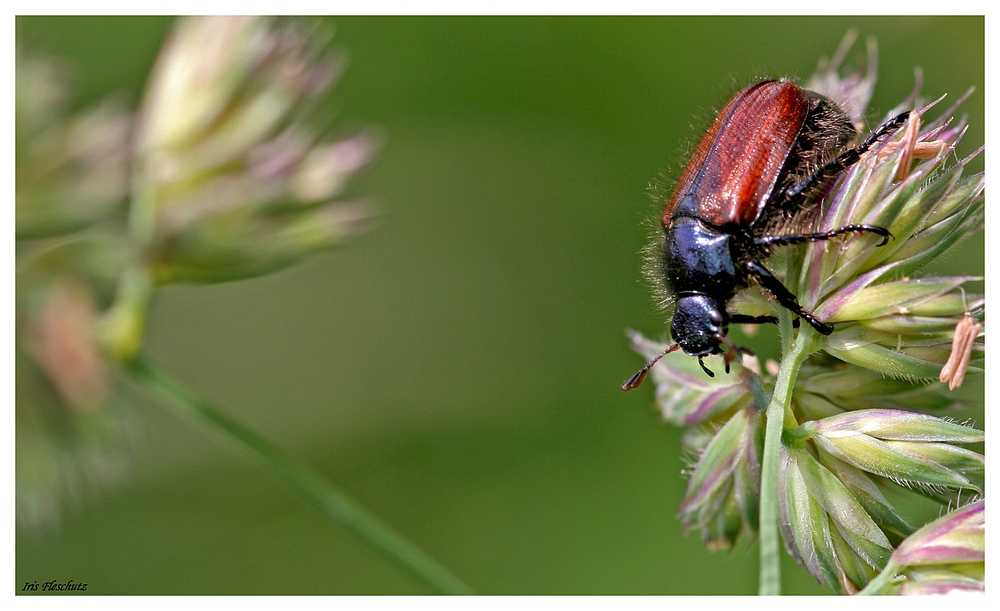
[662,194,765,356]
[662,194,759,305]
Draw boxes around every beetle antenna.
[621,343,681,391]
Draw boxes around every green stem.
[99,169,157,362]
[758,326,817,595]
[99,265,153,361]
[856,561,898,595]
[126,355,474,595]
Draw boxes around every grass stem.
[127,355,475,595]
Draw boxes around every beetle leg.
[729,313,779,325]
[754,224,891,248]
[715,333,754,374]
[744,259,833,335]
[781,111,912,203]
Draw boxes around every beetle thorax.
[663,214,741,301]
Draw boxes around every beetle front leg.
[729,313,779,326]
[744,259,833,335]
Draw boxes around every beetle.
[623,80,910,390]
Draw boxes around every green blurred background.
[16,16,984,595]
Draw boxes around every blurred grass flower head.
[16,16,377,530]
[16,48,135,531]
[103,16,378,360]
[134,16,377,284]
[628,35,983,595]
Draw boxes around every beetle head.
[671,294,726,357]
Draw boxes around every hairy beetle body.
[623,80,905,389]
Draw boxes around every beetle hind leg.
[781,111,911,203]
